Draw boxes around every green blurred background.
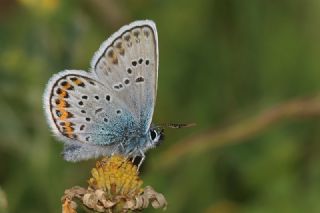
[1,0,320,212]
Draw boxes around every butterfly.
[43,20,194,165]
[43,20,161,163]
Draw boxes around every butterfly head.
[148,126,164,147]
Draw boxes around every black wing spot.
[64,101,70,108]
[115,42,122,49]
[78,82,85,87]
[85,117,91,122]
[56,88,62,95]
[132,61,137,66]
[56,110,61,117]
[124,79,130,84]
[94,95,99,100]
[107,49,114,58]
[144,29,150,37]
[80,125,85,131]
[81,110,86,114]
[82,95,88,100]
[104,118,108,123]
[127,68,132,74]
[78,101,84,106]
[95,108,103,114]
[85,136,90,142]
[133,30,140,37]
[146,59,150,65]
[135,77,144,83]
[89,81,95,86]
[113,84,123,90]
[61,81,68,86]
[124,34,130,41]
[106,95,111,101]
[67,112,74,118]
[138,58,143,64]
[55,99,60,105]
[116,110,121,114]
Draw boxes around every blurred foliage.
[1,0,320,212]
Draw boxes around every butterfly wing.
[43,20,158,161]
[91,20,158,134]
[43,70,137,147]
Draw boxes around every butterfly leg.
[137,150,145,171]
[116,142,132,165]
[120,142,125,151]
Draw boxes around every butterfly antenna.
[159,123,196,129]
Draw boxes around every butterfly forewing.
[91,20,158,134]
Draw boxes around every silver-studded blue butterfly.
[43,20,164,163]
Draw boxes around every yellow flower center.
[88,156,143,198]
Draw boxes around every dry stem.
[160,96,320,168]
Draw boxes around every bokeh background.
[1,0,320,212]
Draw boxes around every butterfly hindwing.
[44,70,137,147]
[91,20,158,134]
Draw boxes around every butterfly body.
[43,20,163,162]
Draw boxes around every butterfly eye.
[150,129,157,141]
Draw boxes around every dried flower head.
[62,155,167,213]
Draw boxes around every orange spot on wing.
[64,126,74,137]
[60,110,69,120]
[53,87,76,139]
[59,90,68,98]
[57,99,67,108]
[74,79,83,85]
[63,82,73,90]
[64,121,71,126]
